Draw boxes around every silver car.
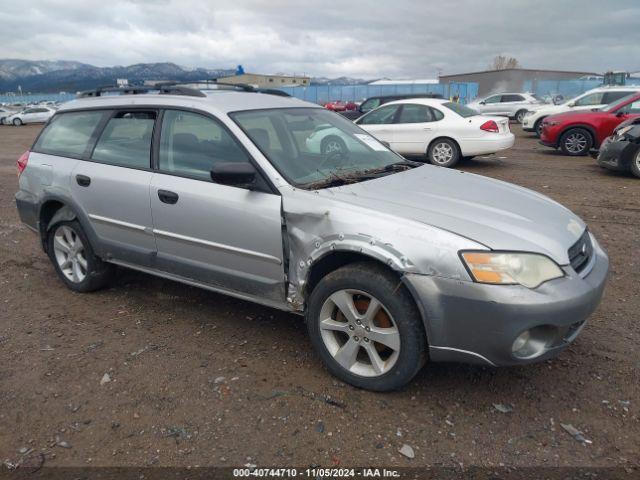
[15,87,608,391]
[467,92,544,123]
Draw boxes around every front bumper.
[403,235,609,366]
[597,137,637,172]
[521,115,536,131]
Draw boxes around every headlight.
[524,111,535,117]
[460,251,564,288]
[616,125,633,137]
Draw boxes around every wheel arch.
[38,195,101,256]
[301,249,430,340]
[559,123,597,147]
[427,136,462,156]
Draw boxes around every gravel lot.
[0,124,638,471]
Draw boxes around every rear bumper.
[460,133,515,156]
[15,190,39,232]
[403,234,609,366]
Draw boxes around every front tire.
[13,118,23,126]
[631,148,640,178]
[306,262,427,391]
[47,220,114,292]
[427,138,459,168]
[534,118,545,137]
[559,128,593,156]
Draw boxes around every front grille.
[568,230,593,273]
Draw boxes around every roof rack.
[77,83,207,98]
[209,81,291,97]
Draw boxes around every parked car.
[4,106,56,126]
[15,86,608,391]
[340,93,444,120]
[327,98,514,168]
[540,92,640,156]
[522,86,640,137]
[597,117,640,178]
[324,100,357,112]
[0,107,14,124]
[467,92,543,123]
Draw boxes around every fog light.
[512,330,530,353]
[511,326,557,360]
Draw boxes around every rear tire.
[321,135,347,155]
[13,118,22,126]
[306,262,427,391]
[515,109,527,124]
[559,128,593,156]
[47,220,114,292]
[427,138,460,168]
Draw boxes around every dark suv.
[340,93,443,120]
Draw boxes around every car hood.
[318,166,585,265]
[545,110,606,124]
[528,104,570,116]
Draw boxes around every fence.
[0,92,76,105]
[524,79,640,100]
[279,82,479,104]
[1,82,480,106]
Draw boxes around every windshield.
[443,102,478,118]
[231,107,410,188]
[604,93,639,113]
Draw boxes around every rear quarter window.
[33,111,106,157]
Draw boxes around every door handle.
[76,174,91,187]
[423,127,432,131]
[158,189,179,205]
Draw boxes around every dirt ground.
[0,124,638,471]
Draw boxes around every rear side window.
[33,111,105,157]
[159,110,249,181]
[91,111,156,169]
[397,104,433,123]
[502,94,524,102]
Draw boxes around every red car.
[324,100,357,112]
[540,92,640,156]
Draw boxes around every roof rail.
[211,81,291,97]
[77,83,206,98]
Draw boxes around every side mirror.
[210,162,257,188]
[479,101,486,105]
[567,102,575,107]
[615,110,626,117]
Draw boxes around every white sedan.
[306,98,514,168]
[4,106,55,126]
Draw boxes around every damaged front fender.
[282,188,485,309]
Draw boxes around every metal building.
[439,68,597,96]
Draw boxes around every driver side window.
[483,95,501,104]
[159,110,249,181]
[358,105,399,125]
[574,92,604,106]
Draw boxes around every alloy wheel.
[323,140,344,154]
[432,142,454,164]
[52,225,88,283]
[564,132,588,154]
[319,289,400,377]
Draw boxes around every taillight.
[480,120,499,133]
[17,150,30,176]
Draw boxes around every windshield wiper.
[301,160,422,190]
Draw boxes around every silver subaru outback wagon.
[15,86,609,391]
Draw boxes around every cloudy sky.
[1,0,639,78]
